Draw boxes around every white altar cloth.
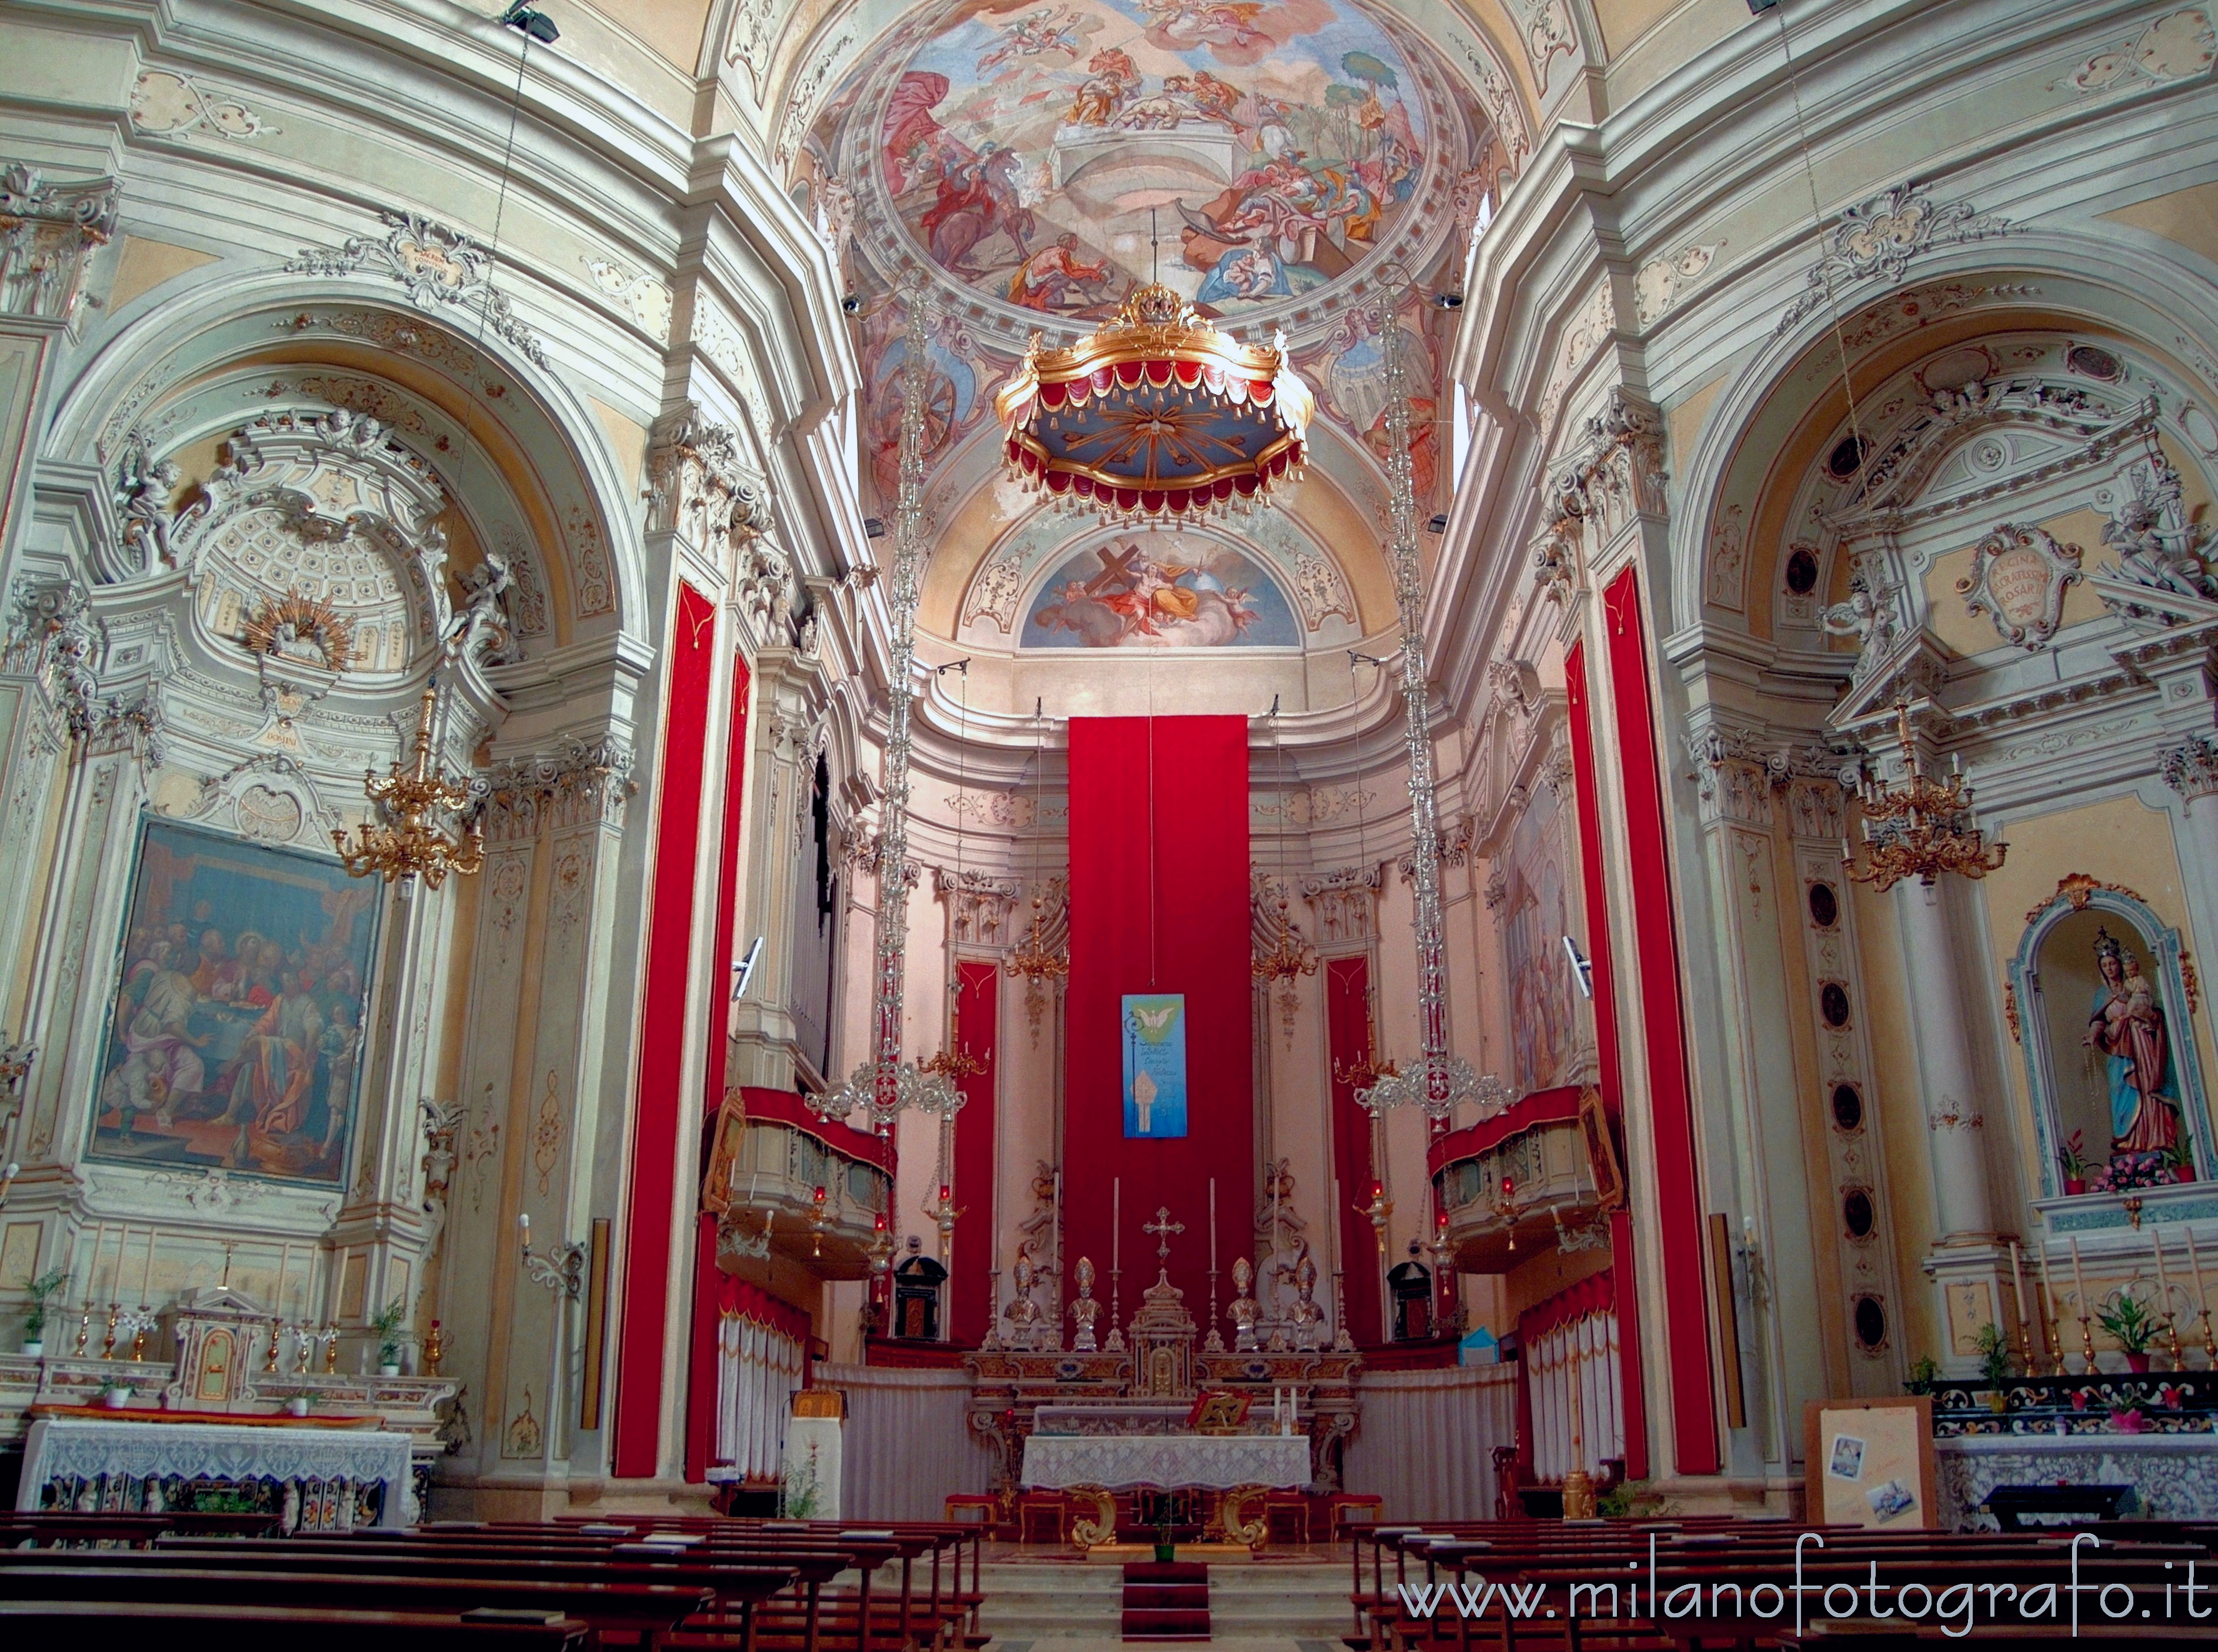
[16,1419,414,1528]
[1022,1432,1311,1491]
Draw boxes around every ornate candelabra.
[333,679,485,887]
[1355,276,1512,1125]
[813,281,965,1140]
[1842,705,2007,892]
[1251,880,1318,987]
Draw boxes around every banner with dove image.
[1122,993,1188,1138]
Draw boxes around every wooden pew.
[0,1560,715,1646]
[0,1600,591,1648]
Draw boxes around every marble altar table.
[1935,1432,2218,1531]
[16,1416,415,1530]
[1020,1431,1311,1491]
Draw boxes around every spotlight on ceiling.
[1427,513,1449,534]
[1433,292,1464,311]
[841,293,862,315]
[1745,0,1778,11]
[499,2,561,43]
[863,517,887,539]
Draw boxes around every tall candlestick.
[2008,1240,2032,1370]
[2188,1224,2210,1317]
[2037,1241,2063,1371]
[2070,1234,2088,1315]
[139,1229,156,1306]
[1209,1179,1218,1275]
[1113,1179,1120,1274]
[2154,1229,2175,1320]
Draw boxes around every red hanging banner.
[1565,636,1652,1480]
[1064,716,1252,1332]
[1599,568,1719,1475]
[615,580,719,1481]
[1325,955,1383,1343]
[948,958,1000,1344]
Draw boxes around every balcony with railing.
[702,1087,896,1282]
[1430,1085,1615,1271]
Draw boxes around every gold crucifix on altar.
[1142,1206,1185,1283]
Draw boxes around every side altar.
[1,1286,456,1527]
[963,1238,1363,1539]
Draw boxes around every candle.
[2037,1240,2060,1357]
[106,1227,124,1301]
[140,1229,156,1306]
[1209,1179,1218,1275]
[1113,1178,1120,1274]
[2154,1229,2175,1324]
[2070,1235,2088,1318]
[2188,1225,2210,1316]
[2008,1240,2029,1338]
[272,1243,288,1320]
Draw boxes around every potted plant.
[1974,1324,2013,1411]
[1153,1503,1178,1565]
[1904,1354,1939,1396]
[2163,1138,2198,1185]
[2097,1288,2160,1373]
[781,1459,821,1520]
[368,1295,408,1377]
[18,1266,68,1357]
[99,1378,131,1409]
[2058,1132,2091,1196]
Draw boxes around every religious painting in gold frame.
[1577,1086,1625,1213]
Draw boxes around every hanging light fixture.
[813,281,966,1138]
[995,283,1315,522]
[1841,704,2006,891]
[1352,272,1510,1126]
[333,679,484,888]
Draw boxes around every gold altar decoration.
[333,680,483,888]
[1842,705,2006,892]
[241,589,357,671]
[995,282,1314,522]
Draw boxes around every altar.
[1022,1431,1311,1492]
[17,1416,414,1530]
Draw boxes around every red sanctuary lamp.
[994,283,1315,520]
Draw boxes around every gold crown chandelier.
[996,283,1315,522]
[333,680,483,888]
[1842,704,2007,892]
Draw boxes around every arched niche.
[1676,240,2218,649]
[2009,876,2210,1199]
[37,281,646,647]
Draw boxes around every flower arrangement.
[2090,1150,2176,1193]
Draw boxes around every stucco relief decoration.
[241,590,359,672]
[726,0,779,98]
[963,545,1028,632]
[1706,503,1746,612]
[1956,523,2084,649]
[1776,185,2011,336]
[1507,0,1577,92]
[1536,281,1615,437]
[166,409,452,674]
[581,255,673,345]
[288,210,549,369]
[1445,30,1531,183]
[130,69,282,142]
[2059,8,2215,93]
[1635,241,1725,327]
[185,753,343,848]
[0,162,119,324]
